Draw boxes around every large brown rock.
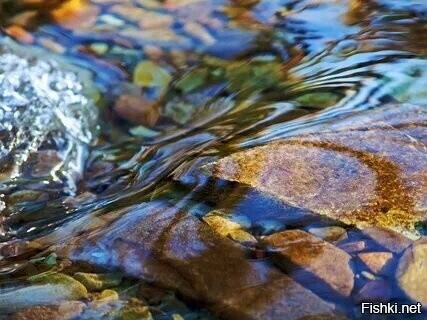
[396,237,427,307]
[207,105,427,238]
[61,201,345,320]
[262,230,354,298]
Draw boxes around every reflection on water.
[0,0,426,319]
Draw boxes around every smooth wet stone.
[361,227,413,254]
[307,226,347,242]
[113,94,160,126]
[4,25,34,44]
[60,201,344,319]
[396,237,427,307]
[207,105,427,238]
[203,211,257,246]
[10,301,85,320]
[133,60,172,95]
[73,272,122,291]
[202,211,242,235]
[357,252,394,275]
[95,289,119,302]
[228,229,258,247]
[213,270,346,320]
[111,5,173,28]
[261,230,354,297]
[0,273,87,313]
[338,241,367,254]
[118,302,153,320]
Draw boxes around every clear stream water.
[0,0,426,319]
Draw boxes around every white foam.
[0,42,98,211]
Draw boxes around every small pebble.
[307,226,347,242]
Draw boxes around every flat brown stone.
[207,105,427,238]
[215,269,346,320]
[113,94,159,126]
[61,202,345,320]
[338,241,367,254]
[361,227,413,253]
[396,237,427,307]
[358,252,394,275]
[261,230,354,297]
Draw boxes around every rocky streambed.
[65,105,425,318]
[0,0,425,319]
[1,103,424,320]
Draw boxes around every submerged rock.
[262,230,354,298]
[207,105,427,238]
[0,273,87,313]
[338,241,367,254]
[10,301,85,320]
[214,270,344,320]
[396,237,427,307]
[73,272,122,292]
[357,252,394,275]
[95,289,119,302]
[60,201,345,320]
[361,227,412,254]
[307,226,347,242]
[118,302,153,320]
[202,210,257,246]
[113,94,159,126]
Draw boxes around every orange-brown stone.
[262,230,354,297]
[61,202,346,320]
[358,252,394,275]
[208,105,427,238]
